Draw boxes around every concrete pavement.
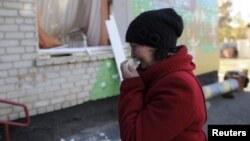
[64,91,250,141]
[1,91,250,141]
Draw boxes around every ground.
[0,96,119,141]
[1,91,250,141]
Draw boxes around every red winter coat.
[119,45,207,141]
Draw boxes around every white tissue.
[126,58,139,69]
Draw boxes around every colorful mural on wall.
[132,0,220,75]
[90,59,120,100]
[90,0,220,100]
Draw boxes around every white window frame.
[35,0,132,56]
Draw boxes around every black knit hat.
[126,8,183,51]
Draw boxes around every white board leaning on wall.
[106,15,127,82]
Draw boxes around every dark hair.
[153,46,178,60]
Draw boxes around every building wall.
[0,0,121,121]
[0,0,220,121]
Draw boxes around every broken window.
[37,0,111,49]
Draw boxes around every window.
[36,0,114,53]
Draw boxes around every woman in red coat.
[119,8,207,141]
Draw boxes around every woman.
[119,8,207,141]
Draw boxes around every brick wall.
[0,0,121,121]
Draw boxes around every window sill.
[36,47,130,67]
[36,50,115,67]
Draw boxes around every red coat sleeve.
[119,77,145,141]
[118,73,197,141]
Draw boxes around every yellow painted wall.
[193,47,220,75]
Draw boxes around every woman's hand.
[120,60,139,80]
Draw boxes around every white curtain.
[37,0,101,46]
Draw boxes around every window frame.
[35,0,132,56]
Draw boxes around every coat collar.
[137,45,196,86]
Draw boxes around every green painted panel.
[90,59,120,100]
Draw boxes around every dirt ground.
[0,96,119,141]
